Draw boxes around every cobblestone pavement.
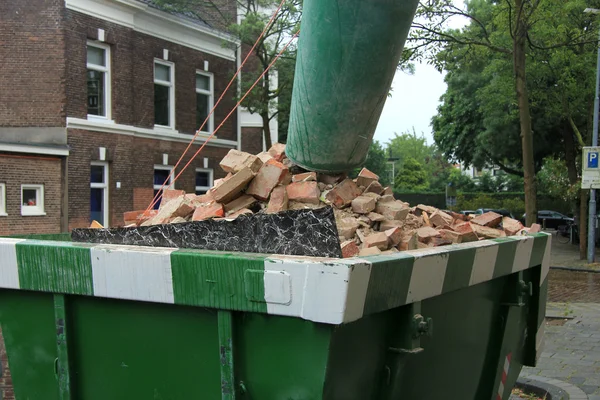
[522,303,600,398]
[548,270,600,303]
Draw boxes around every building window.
[21,184,45,216]
[0,183,6,216]
[87,41,111,119]
[196,71,214,132]
[195,169,213,195]
[91,162,109,226]
[153,166,174,209]
[154,60,175,128]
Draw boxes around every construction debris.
[123,143,530,259]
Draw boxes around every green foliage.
[455,193,525,216]
[537,157,580,202]
[448,169,477,192]
[394,157,429,191]
[350,141,391,186]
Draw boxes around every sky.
[373,64,447,146]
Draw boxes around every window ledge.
[87,116,115,124]
[0,213,7,217]
[21,212,47,217]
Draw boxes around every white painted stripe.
[263,258,372,324]
[540,234,551,286]
[503,356,510,374]
[0,239,24,289]
[497,381,504,397]
[536,322,545,360]
[512,236,534,272]
[91,245,176,304]
[470,243,500,286]
[263,270,291,305]
[406,252,449,303]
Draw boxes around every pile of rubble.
[121,144,535,258]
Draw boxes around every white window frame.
[195,168,214,194]
[154,59,176,130]
[195,70,214,133]
[0,183,6,216]
[21,184,45,216]
[153,165,175,208]
[86,41,112,121]
[90,162,109,226]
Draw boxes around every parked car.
[460,210,477,216]
[521,210,574,230]
[474,208,515,219]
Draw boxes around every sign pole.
[588,26,600,263]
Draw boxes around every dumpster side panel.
[234,313,332,400]
[70,296,222,400]
[0,290,59,400]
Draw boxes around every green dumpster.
[0,233,550,399]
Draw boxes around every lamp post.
[584,7,600,263]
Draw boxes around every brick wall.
[0,155,62,235]
[64,10,238,141]
[67,129,232,229]
[0,0,66,127]
[241,127,264,155]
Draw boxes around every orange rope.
[145,0,288,213]
[145,29,301,213]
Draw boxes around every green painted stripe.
[528,234,549,268]
[537,277,549,329]
[171,249,268,313]
[442,246,477,293]
[16,241,94,295]
[217,310,235,400]
[362,253,414,314]
[491,238,519,279]
[54,294,72,400]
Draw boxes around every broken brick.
[246,159,289,201]
[367,212,386,222]
[212,167,255,203]
[160,189,185,206]
[430,237,453,247]
[337,217,360,239]
[529,223,542,233]
[440,229,478,244]
[225,208,253,219]
[192,202,224,221]
[325,179,363,208]
[450,211,468,222]
[471,212,503,228]
[292,171,317,182]
[143,196,195,225]
[123,210,144,225]
[224,194,256,214]
[382,186,394,195]
[364,180,384,195]
[351,195,377,214]
[358,247,382,257]
[416,226,441,243]
[266,186,288,213]
[136,210,157,225]
[170,217,187,224]
[378,194,395,203]
[469,222,506,239]
[380,219,403,231]
[268,143,286,161]
[317,173,346,185]
[341,240,360,258]
[257,151,274,164]
[357,168,379,187]
[363,232,389,250]
[503,217,524,236]
[219,149,263,174]
[414,204,438,217]
[429,210,453,228]
[286,181,320,204]
[422,211,432,226]
[398,233,419,251]
[376,200,410,220]
[90,220,104,229]
[385,227,403,246]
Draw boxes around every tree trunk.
[580,191,589,259]
[261,112,273,150]
[513,3,537,227]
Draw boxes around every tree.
[404,0,599,226]
[394,157,429,191]
[350,141,391,186]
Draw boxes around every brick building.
[0,0,274,235]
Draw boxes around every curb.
[550,266,600,274]
[518,374,589,400]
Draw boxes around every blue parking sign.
[589,152,599,168]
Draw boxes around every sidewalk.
[522,303,600,398]
[551,232,600,271]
